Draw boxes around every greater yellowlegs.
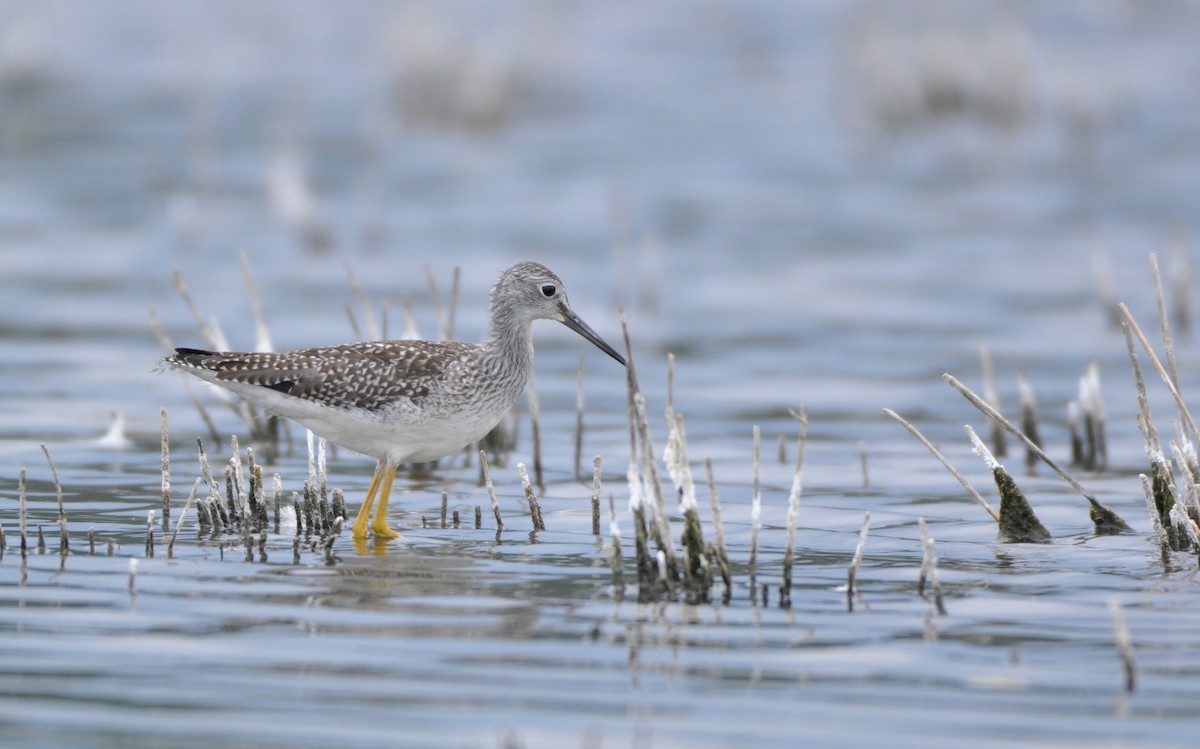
[164,262,625,540]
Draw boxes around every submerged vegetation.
[9,252,1199,652]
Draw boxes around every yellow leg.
[351,462,386,540]
[371,463,401,539]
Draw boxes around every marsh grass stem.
[40,444,68,556]
[480,451,503,531]
[883,408,999,522]
[847,511,870,612]
[945,373,1129,533]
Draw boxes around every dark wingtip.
[265,380,296,395]
[170,347,217,365]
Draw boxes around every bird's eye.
[540,284,556,297]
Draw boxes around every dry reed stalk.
[1108,598,1136,693]
[292,492,303,537]
[173,268,225,350]
[629,500,654,598]
[1139,474,1171,550]
[1119,303,1200,443]
[847,511,871,613]
[344,260,380,341]
[230,435,250,520]
[980,344,1007,457]
[323,517,344,563]
[331,488,346,523]
[621,317,653,594]
[1016,369,1041,470]
[343,302,362,341]
[303,479,318,536]
[944,374,1129,533]
[480,450,503,531]
[607,495,626,602]
[40,444,67,555]
[145,510,155,558]
[859,440,869,488]
[240,249,274,353]
[317,438,329,512]
[1149,252,1179,387]
[627,464,656,600]
[883,408,999,522]
[161,408,171,532]
[619,311,669,522]
[705,458,732,604]
[223,465,236,527]
[662,356,705,593]
[168,477,203,558]
[1169,499,1200,561]
[517,463,546,531]
[917,517,947,615]
[306,429,317,492]
[965,425,1051,544]
[526,372,544,493]
[195,493,212,531]
[1126,322,1189,550]
[1167,439,1199,547]
[591,456,603,536]
[210,490,228,534]
[781,408,808,609]
[1075,363,1107,470]
[1067,401,1084,466]
[749,425,762,605]
[668,411,709,602]
[18,467,27,557]
[273,474,283,533]
[618,309,679,599]
[148,308,171,351]
[246,448,260,517]
[635,394,677,585]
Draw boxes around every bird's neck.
[483,306,534,377]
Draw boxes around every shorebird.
[164,262,625,540]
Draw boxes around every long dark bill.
[560,309,626,366]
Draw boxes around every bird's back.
[165,338,529,462]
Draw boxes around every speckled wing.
[169,340,472,413]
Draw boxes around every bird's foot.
[371,520,401,540]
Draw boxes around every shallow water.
[3,1,1200,747]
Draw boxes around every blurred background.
[0,1,1195,444]
[1,0,1198,444]
[1,0,1199,489]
